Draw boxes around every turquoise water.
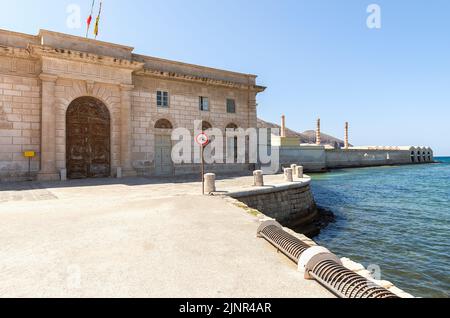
[310,158,450,298]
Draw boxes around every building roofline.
[132,53,258,79]
[0,28,38,41]
[0,28,264,90]
[38,29,135,51]
[36,29,258,79]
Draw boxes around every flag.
[94,0,103,39]
[85,0,95,38]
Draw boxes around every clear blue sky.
[1,0,449,155]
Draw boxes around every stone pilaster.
[247,91,258,128]
[120,84,136,176]
[316,118,321,145]
[37,73,59,181]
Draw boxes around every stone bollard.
[253,170,264,187]
[204,173,216,194]
[284,168,293,182]
[60,169,67,181]
[116,167,123,179]
[297,166,304,179]
[291,164,297,176]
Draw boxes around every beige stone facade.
[0,29,265,181]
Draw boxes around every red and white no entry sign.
[196,133,209,146]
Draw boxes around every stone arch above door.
[54,80,122,173]
[202,121,213,131]
[225,123,238,130]
[154,119,173,129]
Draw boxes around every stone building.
[0,29,265,181]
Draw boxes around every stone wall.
[277,145,434,173]
[279,145,327,172]
[325,149,413,169]
[0,57,41,181]
[130,75,257,175]
[228,181,318,229]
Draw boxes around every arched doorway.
[66,97,111,179]
[154,119,173,176]
[226,123,239,162]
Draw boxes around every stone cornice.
[0,45,36,59]
[27,44,145,71]
[38,29,134,52]
[1,43,266,93]
[135,68,266,93]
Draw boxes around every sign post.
[195,133,209,195]
[23,151,36,181]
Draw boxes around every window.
[157,91,169,107]
[226,99,236,113]
[199,96,209,111]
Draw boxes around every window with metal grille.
[157,91,169,107]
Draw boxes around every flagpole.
[86,0,96,38]
[94,0,103,39]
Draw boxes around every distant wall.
[278,145,434,172]
[279,146,326,172]
[325,149,412,169]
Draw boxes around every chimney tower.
[281,115,286,138]
[345,122,349,150]
[316,118,321,145]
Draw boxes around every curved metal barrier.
[257,221,310,263]
[257,220,399,299]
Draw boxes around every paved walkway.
[0,176,333,298]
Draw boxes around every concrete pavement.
[0,177,333,298]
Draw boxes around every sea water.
[310,157,450,298]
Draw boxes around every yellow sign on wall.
[24,151,36,158]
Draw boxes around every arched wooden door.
[66,97,111,179]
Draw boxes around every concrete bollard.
[253,170,264,187]
[204,173,216,193]
[116,167,123,179]
[284,168,293,182]
[297,166,304,179]
[60,169,67,181]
